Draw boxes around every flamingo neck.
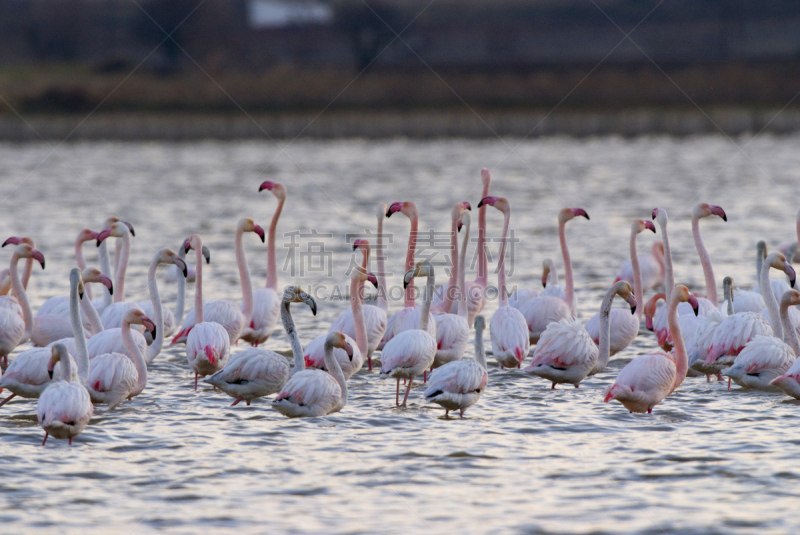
[497,210,511,307]
[474,327,486,370]
[266,196,284,291]
[351,275,368,356]
[194,244,204,324]
[559,219,575,316]
[281,299,305,375]
[98,240,113,308]
[440,214,460,313]
[419,269,435,331]
[653,242,665,278]
[597,286,617,373]
[457,217,470,320]
[692,215,718,304]
[175,246,187,323]
[21,258,33,291]
[236,228,255,324]
[0,270,9,295]
[761,258,784,340]
[324,339,348,408]
[9,254,34,345]
[69,275,90,383]
[667,293,688,393]
[630,229,644,321]
[114,239,123,279]
[113,233,131,303]
[404,214,418,308]
[75,239,93,300]
[475,179,490,286]
[146,257,165,363]
[121,318,148,395]
[80,290,104,336]
[723,281,734,315]
[376,215,388,311]
[658,219,675,303]
[546,261,559,286]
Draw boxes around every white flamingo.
[424,314,489,417]
[604,285,698,413]
[380,261,437,406]
[0,243,45,367]
[769,291,800,397]
[205,286,317,405]
[585,219,656,356]
[37,343,92,446]
[172,219,264,345]
[34,266,113,321]
[480,196,530,368]
[518,207,589,344]
[0,236,36,318]
[328,239,387,369]
[614,241,665,291]
[272,331,352,418]
[526,281,635,388]
[240,180,285,347]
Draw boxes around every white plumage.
[722,335,794,390]
[489,305,530,368]
[204,347,289,405]
[524,317,598,387]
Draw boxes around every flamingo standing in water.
[173,218,264,345]
[480,196,530,368]
[272,331,352,418]
[0,243,45,368]
[424,314,489,418]
[205,286,317,405]
[0,236,36,317]
[431,201,471,316]
[183,235,232,389]
[328,239,387,369]
[604,285,698,413]
[380,261,438,406]
[526,281,635,388]
[518,207,588,344]
[614,241,665,291]
[37,344,92,446]
[585,219,656,356]
[769,291,800,397]
[240,180,285,346]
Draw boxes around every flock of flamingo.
[2,170,800,447]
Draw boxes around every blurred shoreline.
[3,108,800,141]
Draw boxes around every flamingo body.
[329,304,387,357]
[303,332,364,379]
[239,287,280,346]
[204,348,290,403]
[704,312,773,372]
[722,335,794,390]
[272,369,343,417]
[387,306,437,341]
[731,290,766,313]
[431,313,469,368]
[584,308,639,356]
[424,360,487,414]
[489,306,530,368]
[603,352,678,413]
[187,322,231,378]
[771,358,800,398]
[518,295,570,344]
[653,299,716,349]
[37,381,92,442]
[380,329,436,380]
[524,317,598,386]
[508,288,540,312]
[174,301,244,345]
[86,352,138,408]
[0,348,77,399]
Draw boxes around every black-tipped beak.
[792,277,797,289]
[108,284,113,296]
[385,209,392,218]
[477,200,485,208]
[370,279,378,289]
[650,227,656,233]
[39,260,45,270]
[202,246,211,264]
[48,369,53,380]
[79,291,84,300]
[583,213,590,220]
[693,305,699,316]
[646,325,653,332]
[630,305,636,315]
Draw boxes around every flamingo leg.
[401,379,413,406]
[195,374,198,391]
[368,357,372,371]
[396,378,400,406]
[69,437,73,446]
[706,375,711,383]
[231,397,243,406]
[551,382,556,389]
[423,371,427,383]
[0,393,17,407]
[517,364,520,369]
[460,409,464,418]
[246,400,251,406]
[42,432,48,446]
[647,408,652,414]
[728,378,731,391]
[445,410,449,417]
[574,384,579,388]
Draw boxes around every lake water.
[1,136,799,534]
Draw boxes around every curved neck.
[80,291,104,336]
[281,300,305,375]
[497,210,511,307]
[546,262,559,286]
[122,319,148,394]
[69,276,90,383]
[667,294,688,392]
[376,215,388,311]
[597,287,617,372]
[404,213,419,308]
[113,233,131,303]
[692,215,718,304]
[98,240,113,307]
[474,327,486,369]
[630,230,644,321]
[659,220,675,302]
[476,180,490,286]
[0,270,9,295]
[756,246,765,281]
[419,270,435,331]
[21,259,33,291]
[457,218,470,319]
[194,245,204,324]
[441,215,460,313]
[9,254,34,345]
[351,276,368,356]
[266,196,284,291]
[59,352,76,383]
[75,239,93,300]
[146,258,165,362]
[324,341,348,407]
[558,219,575,316]
[236,228,255,323]
[761,259,783,339]
[175,247,187,323]
[781,300,800,354]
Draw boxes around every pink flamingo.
[273,331,352,418]
[526,281,635,388]
[205,286,317,405]
[240,180,285,347]
[172,218,264,345]
[480,196,530,368]
[380,261,438,406]
[614,241,664,291]
[604,285,698,413]
[431,201,471,315]
[518,208,589,344]
[0,236,36,317]
[424,314,488,418]
[0,243,45,367]
[37,343,92,446]
[585,219,656,357]
[769,291,800,397]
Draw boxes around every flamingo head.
[48,344,70,379]
[96,221,131,247]
[13,244,45,269]
[282,285,317,315]
[558,207,590,224]
[102,217,135,237]
[386,201,417,220]
[766,252,796,288]
[722,275,733,299]
[69,268,84,299]
[541,258,555,288]
[458,211,471,234]
[124,308,156,340]
[478,196,509,215]
[366,272,379,289]
[782,290,800,308]
[404,261,434,289]
[181,236,210,264]
[2,236,34,248]
[613,281,636,314]
[258,180,287,201]
[352,238,371,254]
[156,247,189,278]
[634,219,656,234]
[238,218,265,243]
[451,202,470,231]
[757,240,768,261]
[480,168,492,188]
[76,228,99,244]
[375,202,388,221]
[326,331,354,361]
[81,267,113,296]
[643,292,665,330]
[652,207,669,228]
[693,203,727,222]
[671,285,699,315]
[474,314,486,332]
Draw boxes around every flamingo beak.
[785,262,797,288]
[96,228,112,247]
[254,224,266,243]
[541,273,547,288]
[626,294,637,315]
[645,315,654,331]
[688,294,699,316]
[32,250,45,270]
[258,180,276,192]
[477,196,499,208]
[386,202,403,218]
[462,202,472,211]
[100,274,113,295]
[709,205,727,222]
[457,220,463,232]
[344,341,354,361]
[352,239,362,251]
[367,273,379,288]
[122,221,135,237]
[143,317,156,339]
[571,208,589,220]
[652,208,659,220]
[645,221,656,233]
[403,270,415,289]
[301,293,317,316]
[174,257,188,278]
[202,246,211,264]
[2,237,22,248]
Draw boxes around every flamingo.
[304,268,376,379]
[431,201,471,315]
[724,290,800,391]
[0,243,45,368]
[685,276,736,379]
[86,308,155,409]
[614,241,665,291]
[424,314,489,418]
[205,286,317,405]
[34,266,113,321]
[730,242,768,313]
[380,261,438,406]
[183,235,232,389]
[173,218,264,345]
[518,207,588,344]
[480,196,530,368]
[526,281,635,388]
[381,202,437,345]
[585,219,656,356]
[74,228,99,300]
[604,285,699,413]
[272,331,352,418]
[37,343,92,446]
[778,208,800,263]
[0,236,36,317]
[508,258,560,311]
[0,268,86,408]
[768,292,800,397]
[328,239,387,369]
[431,205,471,369]
[240,180,285,347]
[96,217,135,314]
[170,237,210,327]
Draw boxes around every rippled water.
[1,136,800,533]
